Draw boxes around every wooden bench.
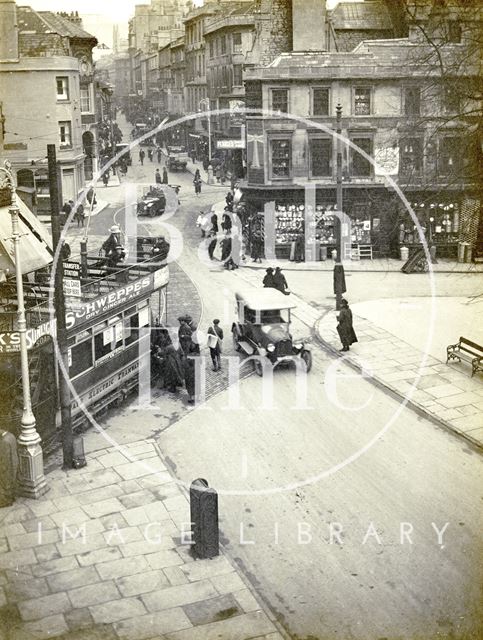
[446,337,483,377]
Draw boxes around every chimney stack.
[292,0,327,51]
[0,0,19,61]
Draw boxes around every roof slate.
[330,1,393,30]
[17,6,97,41]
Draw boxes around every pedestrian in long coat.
[139,149,145,165]
[251,230,263,262]
[193,169,202,195]
[294,234,305,262]
[155,168,162,184]
[263,267,275,288]
[148,148,153,162]
[207,231,217,260]
[221,232,236,270]
[157,148,162,163]
[75,203,85,227]
[162,167,169,184]
[178,317,193,353]
[162,342,185,392]
[272,267,289,295]
[333,262,347,295]
[221,211,232,232]
[336,298,358,352]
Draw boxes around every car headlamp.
[294,342,303,350]
[267,343,275,352]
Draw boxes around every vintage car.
[232,288,312,375]
[137,186,166,217]
[167,145,188,172]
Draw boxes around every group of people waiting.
[155,167,169,185]
[196,191,240,270]
[151,315,224,404]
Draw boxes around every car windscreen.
[260,309,289,324]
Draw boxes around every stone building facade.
[0,1,98,215]
[241,0,481,260]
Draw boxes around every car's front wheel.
[301,350,312,372]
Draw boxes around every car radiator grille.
[276,339,293,357]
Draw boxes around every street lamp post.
[1,161,47,498]
[198,98,213,183]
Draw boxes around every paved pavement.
[316,309,483,447]
[0,439,283,640]
[242,255,483,273]
[233,266,483,449]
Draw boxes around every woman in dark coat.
[251,230,263,263]
[272,267,289,295]
[263,267,275,288]
[336,298,358,352]
[162,167,169,184]
[193,169,202,195]
[294,234,305,263]
[162,342,185,392]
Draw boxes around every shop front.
[238,184,400,261]
[397,193,479,262]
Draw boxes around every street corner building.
[0,0,103,218]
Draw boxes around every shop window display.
[399,201,460,258]
[273,204,373,258]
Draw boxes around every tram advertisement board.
[0,268,169,352]
[65,267,169,330]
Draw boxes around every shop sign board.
[216,139,245,150]
[0,318,56,354]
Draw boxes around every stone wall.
[256,0,293,66]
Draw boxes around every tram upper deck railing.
[0,254,168,331]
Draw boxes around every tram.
[0,242,169,447]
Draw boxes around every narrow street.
[70,131,483,639]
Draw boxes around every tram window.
[125,313,139,346]
[94,331,112,360]
[69,340,93,377]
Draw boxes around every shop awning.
[0,197,53,274]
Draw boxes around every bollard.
[207,165,214,185]
[190,478,219,559]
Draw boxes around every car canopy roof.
[235,287,296,311]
